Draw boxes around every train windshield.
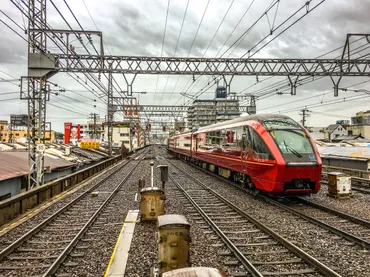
[262,118,314,155]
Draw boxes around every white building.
[187,99,241,130]
[324,124,348,141]
[102,122,145,151]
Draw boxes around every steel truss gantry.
[24,19,370,189]
[55,55,370,76]
[137,105,255,113]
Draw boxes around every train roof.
[170,114,292,137]
[196,114,290,132]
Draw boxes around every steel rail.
[297,197,370,228]
[165,158,342,277]
[42,154,146,276]
[166,165,263,277]
[0,149,146,262]
[170,153,370,251]
[263,197,370,251]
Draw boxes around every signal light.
[162,125,166,131]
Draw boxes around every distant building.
[347,110,370,138]
[0,151,74,200]
[0,120,55,143]
[324,124,348,141]
[102,121,145,151]
[187,99,241,130]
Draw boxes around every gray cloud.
[1,0,370,131]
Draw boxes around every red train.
[168,114,322,196]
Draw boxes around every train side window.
[249,127,272,160]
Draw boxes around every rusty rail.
[322,165,370,179]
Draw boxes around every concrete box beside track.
[327,172,352,196]
[140,187,165,221]
[162,267,226,277]
[157,214,190,275]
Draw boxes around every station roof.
[318,146,370,161]
[0,151,75,182]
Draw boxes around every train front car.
[258,115,322,195]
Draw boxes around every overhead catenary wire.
[155,0,171,103]
[163,0,190,100]
[258,78,370,113]
[238,36,368,98]
[177,0,238,98]
[0,15,105,116]
[174,0,275,103]
[249,42,370,104]
[62,0,127,103]
[10,0,110,102]
[177,0,326,108]
[170,0,212,98]
[48,103,89,117]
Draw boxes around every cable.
[173,0,284,106]
[178,0,328,107]
[0,9,25,32]
[175,0,257,101]
[11,0,109,99]
[170,0,212,97]
[0,69,17,79]
[0,77,20,87]
[248,42,370,104]
[0,17,27,43]
[155,0,171,103]
[0,91,19,95]
[202,0,236,57]
[48,103,89,117]
[258,78,370,112]
[164,0,190,100]
[0,97,19,102]
[177,0,238,100]
[61,0,127,104]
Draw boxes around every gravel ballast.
[165,151,370,277]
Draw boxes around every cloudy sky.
[0,0,369,132]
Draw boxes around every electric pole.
[89,113,98,139]
[299,108,310,128]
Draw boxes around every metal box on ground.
[162,267,225,277]
[327,172,352,197]
[157,214,191,275]
[140,187,165,221]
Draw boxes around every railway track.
[159,156,342,277]
[267,197,370,250]
[166,150,370,253]
[0,150,148,277]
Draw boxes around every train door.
[241,126,252,160]
[192,133,197,153]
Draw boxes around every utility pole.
[8,119,13,143]
[26,0,56,189]
[89,113,98,139]
[299,108,310,128]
